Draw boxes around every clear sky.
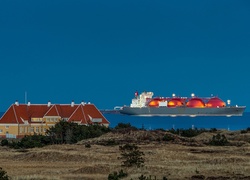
[0,0,250,112]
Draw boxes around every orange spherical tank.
[186,98,205,108]
[148,98,161,107]
[167,98,183,107]
[206,97,226,107]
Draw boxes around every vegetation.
[208,133,229,146]
[118,144,145,168]
[113,123,138,133]
[168,128,217,137]
[108,169,128,180]
[47,121,110,144]
[0,167,9,180]
[136,175,168,180]
[2,121,110,149]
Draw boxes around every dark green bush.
[162,134,175,141]
[0,167,9,180]
[137,175,168,180]
[85,143,91,148]
[46,121,110,144]
[8,134,50,149]
[118,144,145,168]
[115,123,134,129]
[108,169,128,180]
[168,128,210,137]
[5,121,111,149]
[1,139,8,146]
[208,133,229,146]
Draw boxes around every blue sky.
[0,0,250,112]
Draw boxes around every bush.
[137,175,168,180]
[108,169,128,180]
[0,167,9,180]
[208,133,229,146]
[85,143,91,148]
[47,121,110,144]
[115,123,134,129]
[168,128,207,137]
[118,144,145,168]
[6,134,48,149]
[162,134,175,141]
[1,139,8,146]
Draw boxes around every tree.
[46,121,110,144]
[118,144,145,168]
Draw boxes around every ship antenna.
[25,91,27,104]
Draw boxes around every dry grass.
[1,130,250,179]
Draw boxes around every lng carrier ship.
[119,91,246,116]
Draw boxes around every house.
[0,101,110,138]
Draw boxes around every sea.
[103,112,250,131]
[0,112,249,131]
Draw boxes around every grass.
[1,130,250,179]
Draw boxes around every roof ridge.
[80,104,88,124]
[55,105,60,116]
[12,105,19,124]
[92,104,110,124]
[0,104,13,120]
[68,105,80,120]
[44,105,54,116]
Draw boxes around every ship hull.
[120,106,246,116]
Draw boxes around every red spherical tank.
[167,98,183,107]
[206,97,226,107]
[186,98,205,108]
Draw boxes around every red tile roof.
[0,103,109,125]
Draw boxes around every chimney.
[48,101,51,107]
[71,100,75,107]
[27,101,31,106]
[15,100,19,106]
[81,100,85,106]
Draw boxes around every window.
[31,127,34,132]
[20,127,23,133]
[0,129,2,133]
[5,126,9,129]
[36,127,39,133]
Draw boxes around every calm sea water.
[1,112,249,131]
[104,112,250,131]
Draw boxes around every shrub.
[1,139,8,146]
[241,130,248,134]
[168,128,209,137]
[118,144,145,168]
[162,134,175,141]
[7,134,51,149]
[46,121,110,144]
[137,175,168,180]
[115,123,134,129]
[0,167,9,180]
[208,133,229,146]
[108,169,128,180]
[85,143,91,148]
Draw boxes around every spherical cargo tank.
[206,97,226,107]
[186,98,205,108]
[148,98,166,107]
[167,98,183,107]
